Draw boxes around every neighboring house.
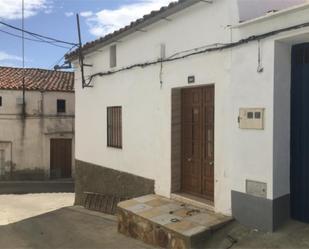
[67,0,309,232]
[0,67,75,180]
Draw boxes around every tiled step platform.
[117,195,233,249]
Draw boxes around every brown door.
[50,139,72,179]
[181,85,214,201]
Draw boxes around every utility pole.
[22,0,26,117]
[76,14,86,89]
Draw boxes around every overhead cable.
[0,29,73,49]
[84,20,309,86]
[0,20,78,46]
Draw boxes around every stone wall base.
[75,160,155,206]
[118,208,192,249]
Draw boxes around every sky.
[0,0,175,69]
[0,0,306,69]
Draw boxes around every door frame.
[176,84,215,202]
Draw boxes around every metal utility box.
[239,108,265,130]
[246,180,267,198]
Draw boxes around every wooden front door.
[181,85,214,201]
[50,139,72,179]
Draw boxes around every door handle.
[187,158,192,162]
[209,161,214,166]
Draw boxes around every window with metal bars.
[107,106,122,148]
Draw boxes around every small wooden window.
[110,45,117,68]
[107,106,122,148]
[57,99,66,113]
[0,96,2,106]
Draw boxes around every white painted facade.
[72,0,309,215]
[0,89,75,179]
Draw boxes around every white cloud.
[84,0,175,37]
[44,8,53,14]
[0,0,49,20]
[0,51,22,62]
[65,11,74,17]
[80,11,93,18]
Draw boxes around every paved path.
[0,193,74,225]
[205,218,309,249]
[1,194,309,249]
[0,194,155,249]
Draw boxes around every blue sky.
[0,0,305,69]
[0,0,174,69]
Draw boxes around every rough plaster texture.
[0,90,75,180]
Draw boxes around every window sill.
[107,146,123,150]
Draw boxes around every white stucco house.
[67,0,309,231]
[0,67,75,180]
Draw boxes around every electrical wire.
[29,32,73,49]
[83,20,309,86]
[0,29,72,49]
[167,42,228,59]
[0,29,42,42]
[48,45,77,70]
[48,54,67,70]
[0,20,78,46]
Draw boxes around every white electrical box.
[239,108,265,130]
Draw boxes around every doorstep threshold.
[171,192,214,211]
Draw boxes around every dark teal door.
[291,43,309,223]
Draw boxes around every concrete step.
[117,195,233,249]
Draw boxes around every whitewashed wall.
[73,0,309,215]
[238,0,306,21]
[232,5,309,200]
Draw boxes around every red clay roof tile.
[0,67,74,92]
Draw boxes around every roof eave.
[66,0,209,61]
[0,88,75,93]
